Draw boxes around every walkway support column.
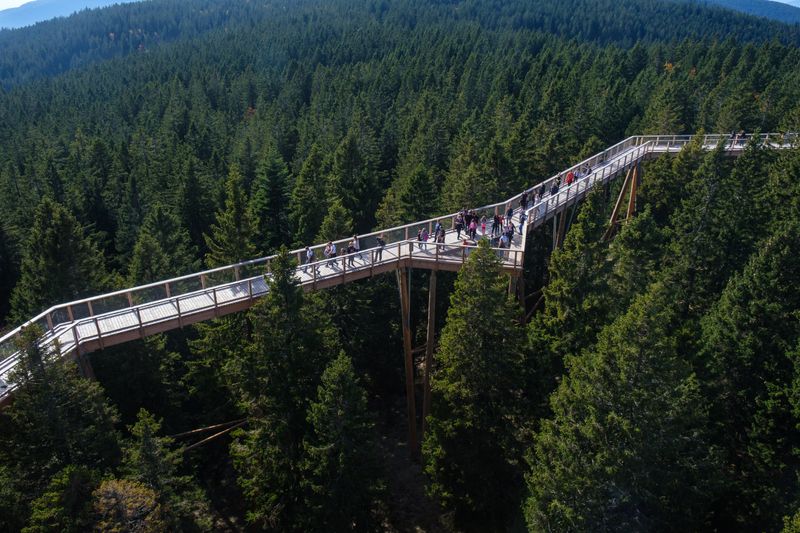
[626,164,639,222]
[75,349,96,380]
[396,268,419,457]
[603,165,634,241]
[421,270,437,444]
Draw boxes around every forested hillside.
[1,0,800,531]
[694,0,800,23]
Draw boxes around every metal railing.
[0,132,796,397]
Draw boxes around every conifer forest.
[2,0,800,531]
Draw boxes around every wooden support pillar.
[421,270,437,443]
[75,349,95,380]
[625,164,639,222]
[555,204,568,248]
[396,268,419,457]
[602,165,634,241]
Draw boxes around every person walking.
[480,215,487,236]
[304,246,316,274]
[520,191,528,210]
[455,213,464,239]
[346,240,356,267]
[353,234,362,261]
[506,206,514,224]
[324,241,337,268]
[518,212,527,235]
[375,234,386,262]
[468,218,477,240]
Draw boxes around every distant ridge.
[694,0,800,23]
[0,0,141,29]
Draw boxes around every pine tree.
[127,202,198,286]
[301,352,383,531]
[289,143,327,247]
[316,197,354,243]
[525,284,718,532]
[122,409,212,531]
[203,164,257,268]
[229,249,337,529]
[10,197,109,322]
[700,221,800,530]
[23,466,99,533]
[2,327,120,497]
[423,240,526,530]
[249,144,290,254]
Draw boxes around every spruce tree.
[301,352,383,531]
[176,156,213,253]
[249,144,290,254]
[700,221,800,529]
[229,248,337,529]
[203,164,257,268]
[423,240,526,530]
[525,284,718,532]
[23,466,99,533]
[2,327,120,497]
[316,197,354,243]
[10,197,109,322]
[122,409,212,531]
[289,143,327,247]
[327,127,382,232]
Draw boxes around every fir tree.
[289,144,328,247]
[525,284,718,532]
[229,249,337,529]
[301,351,383,531]
[423,240,526,530]
[10,197,109,322]
[249,144,290,254]
[203,164,257,268]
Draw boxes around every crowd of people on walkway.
[299,161,602,276]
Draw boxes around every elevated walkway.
[0,133,796,402]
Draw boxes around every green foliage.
[316,197,354,243]
[10,197,109,322]
[301,352,383,531]
[92,478,167,533]
[289,143,328,247]
[249,144,291,254]
[203,165,257,268]
[122,409,213,531]
[23,465,99,533]
[525,284,718,531]
[423,240,526,530]
[2,327,120,497]
[327,127,382,233]
[700,221,800,529]
[229,249,338,528]
[526,191,613,409]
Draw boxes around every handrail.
[0,132,796,364]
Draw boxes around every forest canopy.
[1,0,800,531]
